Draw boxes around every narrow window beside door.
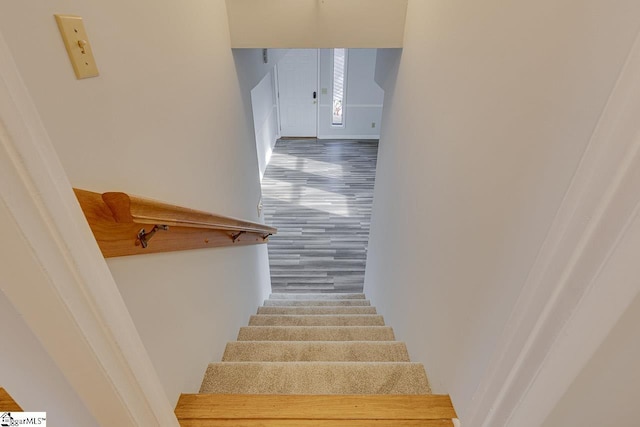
[332,48,347,127]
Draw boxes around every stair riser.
[222,341,411,362]
[238,326,395,341]
[248,315,385,326]
[200,363,431,394]
[263,300,371,307]
[269,293,366,300]
[257,306,377,315]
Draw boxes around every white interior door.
[277,50,318,137]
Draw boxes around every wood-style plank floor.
[262,138,378,293]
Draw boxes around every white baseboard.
[317,135,380,140]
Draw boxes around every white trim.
[272,68,282,140]
[508,207,640,426]
[343,104,384,108]
[317,135,380,140]
[318,104,384,109]
[0,30,178,426]
[453,419,461,427]
[466,30,640,427]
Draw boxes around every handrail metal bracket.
[137,225,169,249]
[262,233,272,241]
[231,231,246,243]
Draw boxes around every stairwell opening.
[237,48,399,294]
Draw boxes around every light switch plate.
[54,14,99,79]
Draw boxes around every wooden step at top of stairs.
[258,306,377,315]
[249,314,385,326]
[269,293,366,300]
[178,419,453,427]
[264,299,371,307]
[199,362,431,394]
[238,326,395,341]
[0,387,22,411]
[176,394,457,427]
[222,341,411,362]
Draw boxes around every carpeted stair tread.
[199,362,431,394]
[249,314,385,326]
[238,326,395,341]
[263,299,371,307]
[222,341,411,362]
[269,293,366,300]
[257,306,377,315]
[197,292,435,410]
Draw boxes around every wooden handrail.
[101,192,276,234]
[74,189,276,258]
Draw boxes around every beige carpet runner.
[176,293,456,426]
[199,293,431,394]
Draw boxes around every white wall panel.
[252,71,279,178]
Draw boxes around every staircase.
[175,293,457,426]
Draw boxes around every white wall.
[364,0,640,423]
[0,0,271,406]
[226,0,408,48]
[374,49,402,91]
[318,49,384,139]
[107,246,271,404]
[233,49,287,180]
[252,71,279,179]
[234,49,289,93]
